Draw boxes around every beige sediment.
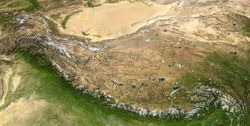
[0,97,48,126]
[0,60,47,125]
[61,1,173,42]
[0,62,21,106]
[10,64,22,92]
[0,68,12,106]
[58,0,245,42]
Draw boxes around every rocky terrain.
[0,0,250,125]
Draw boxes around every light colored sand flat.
[11,63,22,92]
[0,63,22,106]
[62,1,172,41]
[11,73,21,92]
[0,97,48,126]
[0,68,12,106]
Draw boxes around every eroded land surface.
[0,0,250,125]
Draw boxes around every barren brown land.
[0,0,250,125]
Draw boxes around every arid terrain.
[0,0,250,125]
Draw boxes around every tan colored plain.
[0,98,48,126]
[63,1,170,41]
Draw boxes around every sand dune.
[62,1,172,41]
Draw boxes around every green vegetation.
[50,0,64,2]
[81,31,89,36]
[243,20,250,36]
[26,0,39,11]
[6,0,68,11]
[6,0,28,8]
[0,14,13,28]
[106,0,120,3]
[180,48,250,125]
[50,13,60,20]
[61,15,72,29]
[84,0,95,8]
[0,52,243,125]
